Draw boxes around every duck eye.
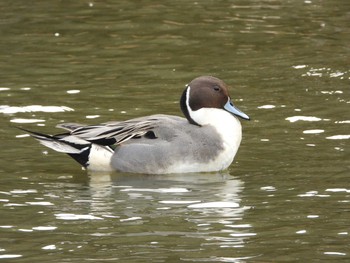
[213,85,220,91]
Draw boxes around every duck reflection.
[82,171,253,248]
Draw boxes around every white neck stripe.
[185,85,192,113]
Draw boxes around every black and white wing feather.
[60,117,159,146]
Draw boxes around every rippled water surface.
[1,1,349,262]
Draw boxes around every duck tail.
[17,127,92,168]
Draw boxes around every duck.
[21,76,250,174]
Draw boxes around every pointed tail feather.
[17,127,92,167]
[18,127,89,153]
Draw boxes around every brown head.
[180,76,250,125]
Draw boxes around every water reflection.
[85,172,251,254]
[0,171,254,261]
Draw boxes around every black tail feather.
[17,127,91,168]
[67,151,91,168]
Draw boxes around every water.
[0,0,349,262]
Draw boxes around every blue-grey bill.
[224,99,250,120]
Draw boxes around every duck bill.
[224,99,250,120]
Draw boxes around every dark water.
[1,0,349,262]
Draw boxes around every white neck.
[190,107,242,152]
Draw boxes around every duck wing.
[61,116,161,146]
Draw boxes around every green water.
[0,1,349,262]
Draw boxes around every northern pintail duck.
[21,76,250,174]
